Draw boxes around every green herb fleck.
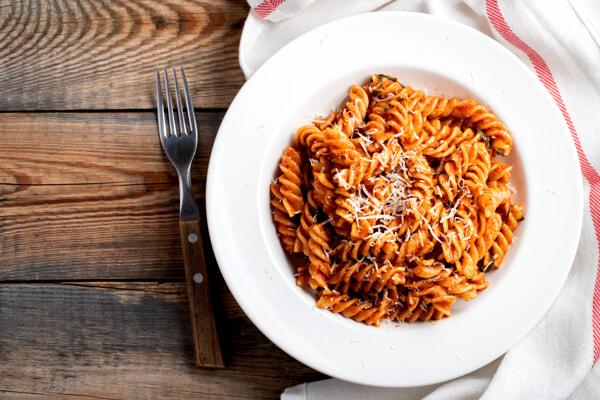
[495,148,505,157]
[478,129,491,150]
[376,73,398,82]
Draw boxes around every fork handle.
[179,218,224,368]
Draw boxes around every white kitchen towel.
[239,1,600,399]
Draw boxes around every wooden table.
[0,1,325,398]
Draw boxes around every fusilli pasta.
[270,75,524,326]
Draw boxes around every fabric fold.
[240,1,600,398]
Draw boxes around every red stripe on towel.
[487,0,600,363]
[254,0,286,19]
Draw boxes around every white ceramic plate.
[207,12,583,387]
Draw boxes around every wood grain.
[0,183,199,280]
[0,282,325,399]
[179,219,224,368]
[0,112,220,280]
[0,0,247,111]
[0,112,217,185]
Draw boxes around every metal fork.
[156,68,224,368]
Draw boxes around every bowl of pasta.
[206,12,583,387]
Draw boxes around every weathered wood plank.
[0,0,247,110]
[0,282,324,399]
[0,112,222,280]
[0,112,218,185]
[0,183,196,280]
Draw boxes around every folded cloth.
[244,0,317,23]
[240,1,600,398]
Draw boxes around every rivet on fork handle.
[179,219,224,368]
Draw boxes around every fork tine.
[164,69,178,137]
[181,68,198,136]
[173,68,188,135]
[156,70,168,141]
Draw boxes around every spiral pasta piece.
[417,94,460,119]
[337,85,370,136]
[329,261,405,294]
[275,146,305,217]
[294,191,318,254]
[317,291,389,326]
[294,124,328,158]
[270,183,298,253]
[489,204,524,268]
[451,99,513,156]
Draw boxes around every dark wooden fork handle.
[179,218,224,368]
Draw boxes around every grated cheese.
[358,140,370,155]
[413,208,443,244]
[440,194,463,225]
[334,169,351,190]
[354,130,373,144]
